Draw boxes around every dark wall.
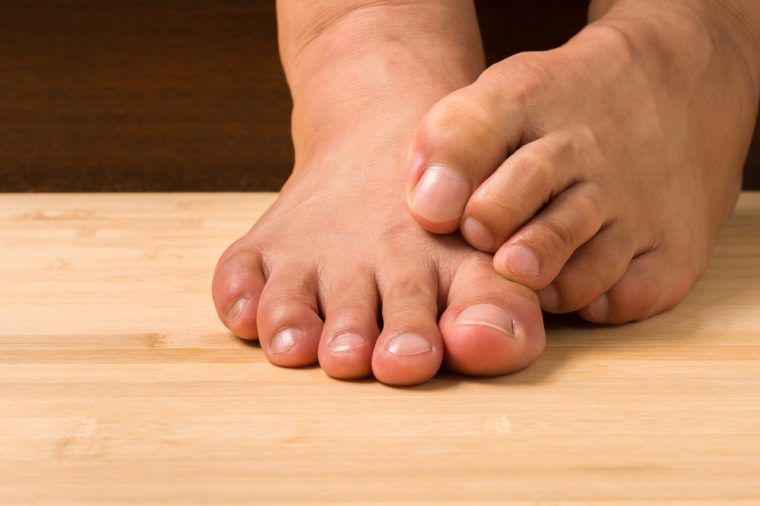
[0,0,757,191]
[0,0,292,191]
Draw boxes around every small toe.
[212,245,266,340]
[462,135,582,254]
[537,225,635,314]
[256,263,324,367]
[493,181,605,288]
[372,266,444,386]
[318,267,380,380]
[439,257,545,376]
[579,249,698,324]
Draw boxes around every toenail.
[538,284,560,310]
[461,217,494,251]
[587,293,610,320]
[385,333,432,356]
[225,297,249,323]
[269,327,302,354]
[410,164,470,223]
[454,303,516,337]
[326,332,365,354]
[503,244,541,278]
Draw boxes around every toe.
[372,265,443,386]
[462,134,586,253]
[256,263,324,367]
[212,244,266,340]
[406,65,528,234]
[537,225,634,314]
[439,257,545,376]
[492,181,606,289]
[318,267,380,380]
[579,249,698,324]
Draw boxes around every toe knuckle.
[262,292,317,321]
[512,152,554,190]
[554,280,592,312]
[611,280,658,323]
[534,216,576,252]
[469,194,519,232]
[383,277,435,305]
[421,93,496,146]
[468,192,511,219]
[329,301,374,326]
[572,189,604,220]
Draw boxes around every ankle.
[282,2,485,163]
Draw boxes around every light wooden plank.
[1,192,759,504]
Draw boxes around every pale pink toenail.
[454,303,516,337]
[385,333,432,356]
[270,328,302,354]
[327,332,365,354]
[587,293,610,320]
[225,297,248,323]
[461,217,494,251]
[538,284,560,310]
[504,244,541,277]
[410,165,470,223]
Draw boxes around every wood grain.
[1,192,760,504]
[1,0,757,192]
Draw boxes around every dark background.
[1,0,758,192]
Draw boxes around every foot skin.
[212,144,545,385]
[406,3,759,324]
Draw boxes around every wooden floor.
[1,193,759,504]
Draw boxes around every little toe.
[372,266,444,386]
[318,268,380,380]
[256,263,324,367]
[406,69,528,234]
[537,225,634,314]
[439,257,545,376]
[493,181,606,289]
[212,245,266,340]
[579,249,698,324]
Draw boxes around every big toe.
[212,242,266,340]
[405,64,527,234]
[439,256,545,376]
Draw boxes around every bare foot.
[212,1,545,385]
[212,138,544,385]
[406,0,759,323]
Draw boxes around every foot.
[212,0,546,385]
[405,1,758,323]
[211,135,544,385]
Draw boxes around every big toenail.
[327,332,365,354]
[269,328,302,354]
[461,217,494,251]
[455,303,516,337]
[410,165,470,223]
[504,244,540,277]
[588,294,610,320]
[385,333,432,356]
[225,296,249,323]
[538,284,560,310]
